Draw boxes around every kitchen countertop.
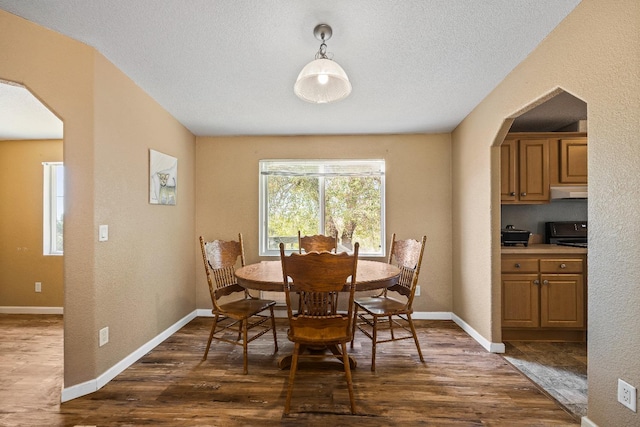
[501,243,587,255]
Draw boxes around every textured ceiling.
[0,0,583,139]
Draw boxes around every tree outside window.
[259,160,385,256]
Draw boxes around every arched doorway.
[0,79,65,405]
[498,88,588,418]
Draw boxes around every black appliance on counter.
[501,225,532,247]
[545,221,587,248]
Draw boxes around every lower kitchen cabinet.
[502,254,586,341]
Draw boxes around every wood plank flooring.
[0,314,579,426]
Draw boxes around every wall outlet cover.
[618,378,637,412]
[99,327,109,347]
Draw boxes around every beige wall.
[3,1,639,423]
[195,134,452,313]
[1,10,196,388]
[0,140,64,307]
[92,53,196,374]
[452,0,640,425]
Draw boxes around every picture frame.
[149,149,177,205]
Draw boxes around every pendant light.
[294,24,352,104]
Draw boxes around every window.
[43,162,64,255]
[259,159,385,256]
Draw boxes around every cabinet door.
[519,139,550,202]
[540,274,585,328]
[560,138,588,184]
[502,274,539,328]
[500,139,518,202]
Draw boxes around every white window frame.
[43,162,64,256]
[259,159,386,257]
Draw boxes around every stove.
[545,221,587,248]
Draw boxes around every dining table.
[234,259,402,369]
[235,259,401,293]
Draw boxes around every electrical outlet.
[99,327,109,347]
[35,282,42,292]
[415,285,421,296]
[618,378,637,412]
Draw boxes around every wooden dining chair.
[279,242,359,415]
[297,230,338,253]
[351,233,427,371]
[199,234,278,374]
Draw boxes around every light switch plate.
[99,225,109,242]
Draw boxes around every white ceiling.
[0,0,584,139]
[0,81,63,139]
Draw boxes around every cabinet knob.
[533,279,540,285]
[521,192,527,197]
[510,192,516,196]
[543,280,549,285]
[560,263,567,269]
[515,263,521,268]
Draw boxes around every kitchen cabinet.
[558,137,588,184]
[502,253,586,341]
[500,137,549,203]
[502,132,587,203]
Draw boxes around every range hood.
[550,186,588,200]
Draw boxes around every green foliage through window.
[259,160,385,256]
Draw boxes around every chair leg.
[203,314,219,361]
[406,314,424,362]
[284,342,300,415]
[371,315,378,372]
[269,306,278,352]
[341,342,356,414]
[389,315,395,340]
[242,319,249,375]
[350,305,358,348]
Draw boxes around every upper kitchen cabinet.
[552,137,588,185]
[501,132,588,204]
[501,136,550,204]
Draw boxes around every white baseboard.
[61,310,197,402]
[581,416,597,427]
[411,311,452,320]
[0,306,63,314]
[452,313,505,353]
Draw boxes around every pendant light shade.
[294,24,352,104]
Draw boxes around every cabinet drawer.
[502,258,538,273]
[540,259,583,273]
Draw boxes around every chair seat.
[287,315,350,344]
[355,296,410,316]
[216,298,277,319]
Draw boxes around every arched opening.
[497,88,588,418]
[0,79,65,404]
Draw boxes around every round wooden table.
[235,260,401,369]
[235,259,401,292]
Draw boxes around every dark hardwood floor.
[0,314,579,426]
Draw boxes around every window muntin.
[43,162,64,255]
[259,159,385,256]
